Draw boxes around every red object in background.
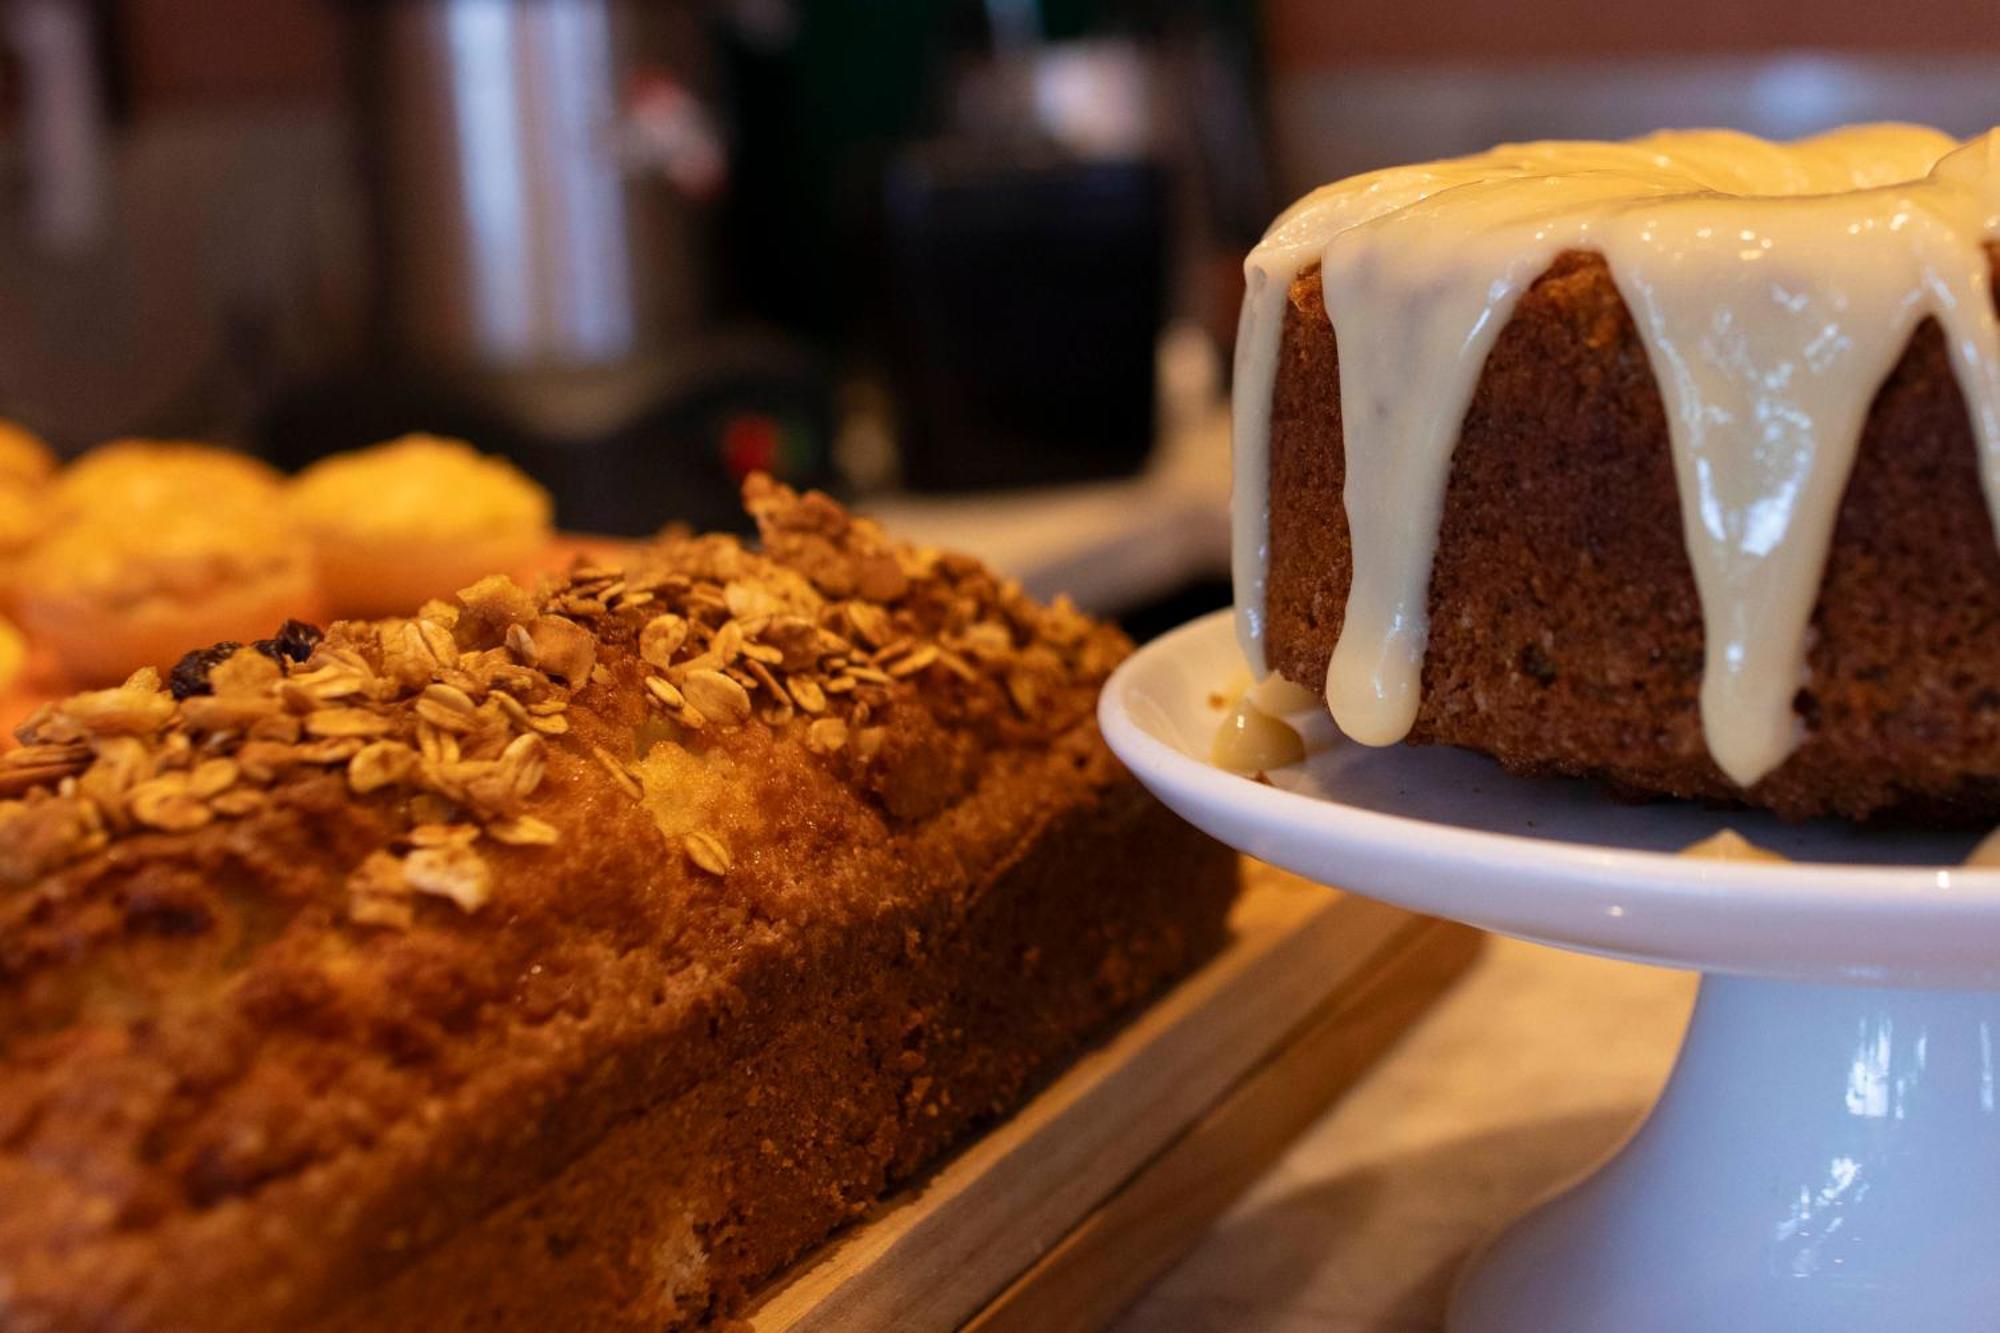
[721,411,781,482]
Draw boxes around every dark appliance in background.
[717,0,1267,494]
[260,0,839,535]
[885,149,1166,492]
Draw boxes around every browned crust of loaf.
[1264,249,2000,823]
[0,481,1239,1330]
[314,768,1223,1331]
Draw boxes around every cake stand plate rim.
[1101,609,2000,986]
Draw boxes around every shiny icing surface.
[1209,691,1306,774]
[1234,125,2000,786]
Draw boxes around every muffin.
[286,434,553,618]
[0,482,54,612]
[54,439,284,519]
[0,422,59,609]
[15,503,318,685]
[0,420,57,489]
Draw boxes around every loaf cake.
[1236,125,2000,821]
[0,477,1237,1329]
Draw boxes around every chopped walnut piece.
[456,574,540,641]
[347,850,412,929]
[855,552,909,603]
[403,844,491,912]
[526,615,596,684]
[724,580,780,622]
[760,616,823,671]
[958,620,1014,663]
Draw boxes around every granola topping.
[0,475,1130,927]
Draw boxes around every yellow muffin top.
[0,421,57,489]
[287,435,552,544]
[0,482,52,556]
[56,440,284,518]
[21,504,309,611]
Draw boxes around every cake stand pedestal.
[1453,975,1999,1331]
[1100,611,2000,1333]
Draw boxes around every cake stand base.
[1451,973,2000,1333]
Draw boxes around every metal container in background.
[362,0,718,434]
[265,1,838,536]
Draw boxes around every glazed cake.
[1235,125,2000,820]
[0,478,1236,1330]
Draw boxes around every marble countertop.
[1114,936,1699,1333]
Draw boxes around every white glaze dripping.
[1232,125,2000,786]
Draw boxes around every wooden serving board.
[746,861,1482,1332]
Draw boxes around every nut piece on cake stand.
[1101,610,2000,1333]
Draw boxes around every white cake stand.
[1100,610,2000,1333]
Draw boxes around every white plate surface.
[1100,610,2000,985]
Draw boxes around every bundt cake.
[1234,125,2000,821]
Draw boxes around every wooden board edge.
[748,880,1412,1330]
[964,916,1485,1333]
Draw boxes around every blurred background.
[4,0,2000,635]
